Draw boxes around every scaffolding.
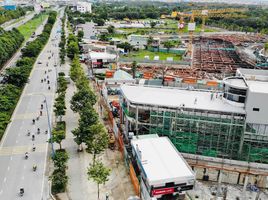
[121,100,268,164]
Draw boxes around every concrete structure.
[76,22,97,40]
[76,1,91,13]
[128,35,148,49]
[119,68,268,166]
[130,135,195,199]
[89,52,116,68]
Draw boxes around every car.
[37,61,42,64]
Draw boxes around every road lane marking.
[15,140,18,144]
[0,190,2,195]
[21,176,24,180]
[24,165,26,169]
[4,177,6,183]
[10,157,12,160]
[7,166,9,171]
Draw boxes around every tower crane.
[171,8,248,57]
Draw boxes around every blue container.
[3,5,17,10]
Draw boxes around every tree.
[70,88,97,113]
[77,30,84,42]
[51,129,65,149]
[147,36,154,49]
[67,41,79,59]
[117,42,132,53]
[163,40,175,53]
[93,18,105,26]
[131,61,137,79]
[85,123,109,164]
[107,25,115,34]
[99,33,109,42]
[54,93,66,121]
[52,150,69,169]
[150,21,157,28]
[87,161,110,200]
[265,43,268,55]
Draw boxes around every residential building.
[76,1,91,13]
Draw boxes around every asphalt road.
[1,11,37,31]
[0,9,63,200]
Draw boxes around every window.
[253,108,260,112]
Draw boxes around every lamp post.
[37,93,55,157]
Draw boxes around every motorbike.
[32,146,36,152]
[33,165,37,171]
[32,119,35,125]
[32,135,35,141]
[19,188,24,196]
[25,153,28,159]
[27,131,30,136]
[37,128,40,134]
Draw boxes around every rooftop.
[223,77,247,90]
[131,135,195,186]
[89,52,116,60]
[120,85,245,114]
[247,80,268,94]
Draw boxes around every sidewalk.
[56,59,135,200]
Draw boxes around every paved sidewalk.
[56,61,135,200]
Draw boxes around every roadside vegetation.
[59,14,67,64]
[0,11,57,140]
[0,7,31,25]
[66,24,111,197]
[0,28,24,69]
[17,13,48,40]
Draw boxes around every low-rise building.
[76,22,97,40]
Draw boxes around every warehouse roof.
[131,135,195,186]
[120,85,245,114]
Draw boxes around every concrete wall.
[245,90,268,125]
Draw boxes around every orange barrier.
[106,71,114,78]
[129,163,140,196]
[183,78,197,84]
[207,80,218,86]
[164,76,175,82]
[143,72,153,79]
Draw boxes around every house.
[89,52,117,68]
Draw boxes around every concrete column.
[135,106,139,136]
[216,170,223,198]
[242,175,249,199]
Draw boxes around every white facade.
[128,35,148,49]
[76,1,91,13]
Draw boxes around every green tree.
[99,33,109,41]
[150,21,157,28]
[85,123,109,164]
[70,88,97,113]
[77,30,84,42]
[117,42,132,53]
[163,40,175,53]
[147,36,154,49]
[51,129,65,149]
[87,161,111,200]
[107,25,115,34]
[131,61,137,79]
[67,41,79,59]
[54,94,66,121]
[265,43,268,54]
[52,150,69,169]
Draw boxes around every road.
[0,17,48,75]
[0,8,63,200]
[1,11,37,31]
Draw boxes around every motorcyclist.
[45,130,48,134]
[32,134,35,141]
[40,110,42,116]
[32,144,36,151]
[47,80,50,84]
[37,128,40,134]
[25,152,28,159]
[41,104,43,109]
[41,79,43,83]
[19,188,24,196]
[32,119,35,125]
[48,86,51,90]
[27,130,30,136]
[33,164,37,171]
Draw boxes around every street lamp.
[36,93,55,157]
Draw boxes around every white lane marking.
[7,166,10,171]
[0,190,2,195]
[10,157,12,161]
[3,177,6,183]
[21,176,24,180]
[23,165,26,169]
[15,140,18,144]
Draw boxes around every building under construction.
[119,68,268,187]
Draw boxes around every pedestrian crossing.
[0,143,47,156]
